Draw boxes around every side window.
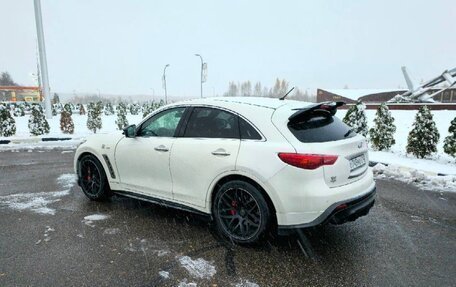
[137,107,185,137]
[239,118,262,140]
[183,107,239,139]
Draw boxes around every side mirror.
[123,124,137,138]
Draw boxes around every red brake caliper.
[229,200,237,215]
[87,167,91,181]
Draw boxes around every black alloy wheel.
[78,154,111,201]
[214,180,270,244]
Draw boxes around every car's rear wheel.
[213,180,270,244]
[78,154,111,201]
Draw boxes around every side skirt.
[113,190,212,220]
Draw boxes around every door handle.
[211,149,230,156]
[154,145,169,152]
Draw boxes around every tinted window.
[184,107,239,139]
[239,118,262,140]
[138,107,185,137]
[288,115,355,143]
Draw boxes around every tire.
[213,180,271,244]
[77,154,111,201]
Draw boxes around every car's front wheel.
[77,154,111,201]
[213,180,271,244]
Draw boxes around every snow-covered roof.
[322,89,406,101]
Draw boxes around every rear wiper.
[344,128,354,138]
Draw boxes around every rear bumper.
[278,186,376,235]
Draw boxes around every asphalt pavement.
[0,149,455,287]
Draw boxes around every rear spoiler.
[288,101,345,123]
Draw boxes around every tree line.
[223,78,315,102]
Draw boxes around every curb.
[0,137,74,145]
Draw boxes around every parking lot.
[0,149,455,287]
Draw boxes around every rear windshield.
[288,115,356,143]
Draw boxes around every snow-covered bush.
[443,117,456,158]
[142,102,155,118]
[87,102,103,133]
[343,101,368,137]
[60,110,74,134]
[0,104,16,137]
[28,104,50,136]
[406,106,440,158]
[79,104,86,115]
[51,104,58,116]
[13,105,25,117]
[369,103,396,150]
[104,102,114,115]
[115,102,129,130]
[130,103,140,115]
[63,103,72,115]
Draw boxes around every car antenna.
[279,87,295,100]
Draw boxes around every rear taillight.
[278,153,338,170]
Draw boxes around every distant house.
[0,86,43,103]
[317,88,456,103]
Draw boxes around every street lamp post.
[195,54,204,98]
[33,0,52,119]
[163,64,170,104]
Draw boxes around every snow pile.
[177,256,216,279]
[82,214,110,227]
[124,238,169,256]
[177,280,197,287]
[235,280,260,287]
[373,163,456,192]
[158,270,170,279]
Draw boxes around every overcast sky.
[1,0,455,98]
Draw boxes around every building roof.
[321,88,405,101]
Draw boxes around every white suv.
[75,97,376,243]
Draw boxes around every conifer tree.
[63,103,72,115]
[142,102,155,118]
[79,104,86,115]
[13,104,25,117]
[86,101,103,133]
[115,102,129,130]
[104,102,114,115]
[0,104,16,137]
[51,104,58,116]
[406,106,440,158]
[369,103,396,150]
[28,104,50,136]
[343,101,368,137]
[443,117,456,158]
[130,103,140,115]
[60,110,74,134]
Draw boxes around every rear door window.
[239,118,262,140]
[183,107,239,139]
[288,114,355,142]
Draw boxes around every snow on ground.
[177,255,216,279]
[82,213,110,227]
[234,280,260,287]
[373,163,456,192]
[0,173,76,215]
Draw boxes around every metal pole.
[195,54,203,98]
[163,64,169,104]
[34,0,52,119]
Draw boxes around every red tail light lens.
[278,153,338,170]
